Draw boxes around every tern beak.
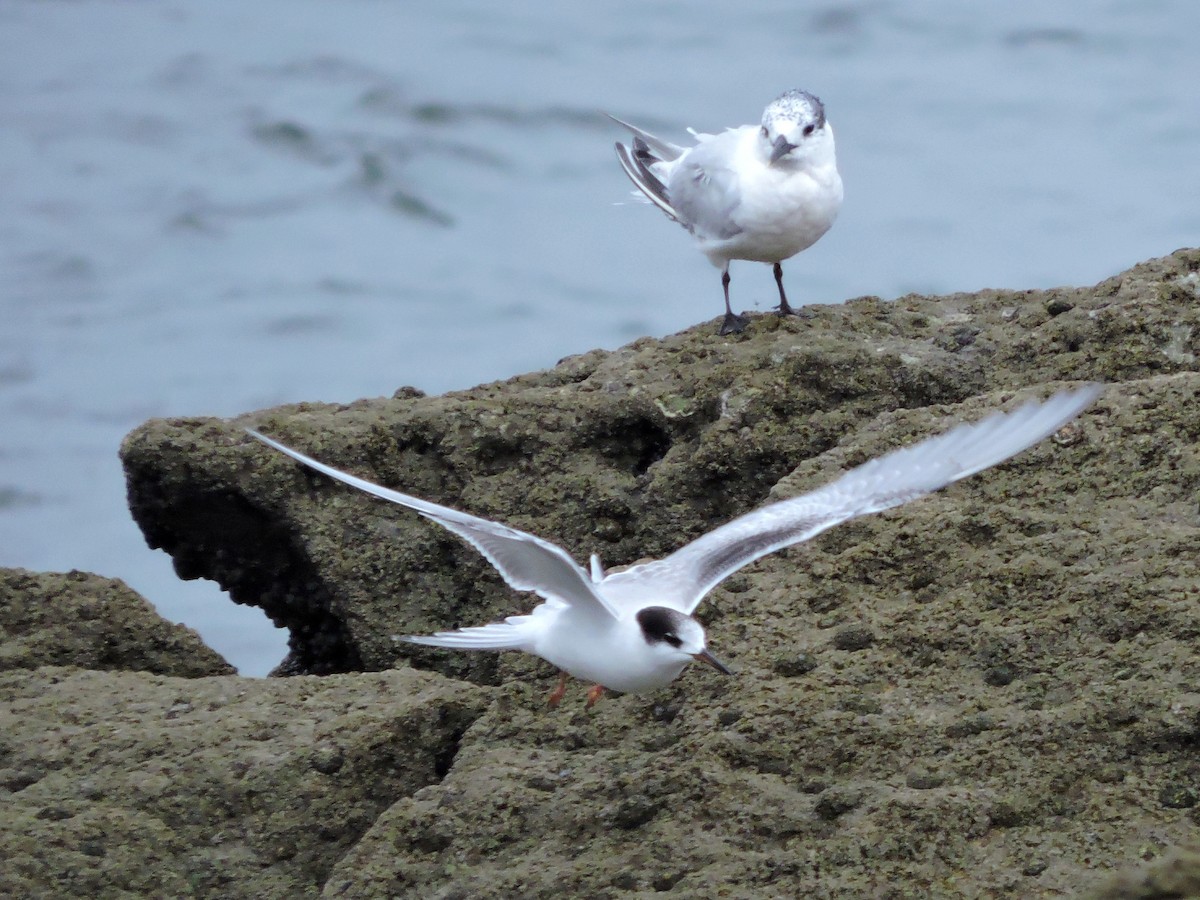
[693,649,733,676]
[769,135,796,164]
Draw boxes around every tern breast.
[530,604,690,694]
[696,129,842,266]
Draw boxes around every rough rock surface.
[0,567,233,677]
[0,666,489,898]
[1085,845,1200,899]
[18,249,1199,895]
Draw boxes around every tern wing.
[607,114,686,162]
[603,385,1102,614]
[248,430,620,620]
[614,139,680,223]
[664,129,747,241]
[405,617,539,652]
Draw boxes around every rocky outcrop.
[0,568,491,897]
[0,567,232,677]
[122,250,1200,685]
[10,250,1200,895]
[0,666,489,898]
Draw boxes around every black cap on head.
[636,606,690,648]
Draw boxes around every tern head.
[635,606,732,676]
[760,89,829,165]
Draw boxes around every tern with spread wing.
[249,385,1100,707]
[612,89,843,335]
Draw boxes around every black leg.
[719,267,748,335]
[774,262,797,317]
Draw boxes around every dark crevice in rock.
[594,414,674,476]
[432,720,473,782]
[123,476,362,675]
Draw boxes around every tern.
[249,384,1099,707]
[613,89,843,335]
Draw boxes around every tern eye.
[663,633,682,648]
[803,123,816,137]
[760,125,768,138]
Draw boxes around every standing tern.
[612,89,844,335]
[248,384,1100,707]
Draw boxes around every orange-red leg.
[547,672,569,709]
[585,684,605,709]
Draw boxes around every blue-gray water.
[2,1,1197,675]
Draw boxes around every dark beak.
[693,649,733,675]
[770,135,796,164]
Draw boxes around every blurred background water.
[1,0,1197,675]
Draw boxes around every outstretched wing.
[247,430,619,620]
[602,385,1102,614]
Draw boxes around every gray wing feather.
[604,385,1102,614]
[606,114,686,161]
[614,141,679,223]
[665,130,746,241]
[247,430,619,620]
[611,115,744,240]
[405,620,533,651]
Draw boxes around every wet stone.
[311,742,345,775]
[905,772,946,790]
[1159,783,1197,809]
[814,788,864,821]
[651,702,682,724]
[79,840,107,858]
[773,651,819,677]
[832,627,875,652]
[605,795,661,830]
[717,709,743,727]
[945,713,997,739]
[983,664,1019,687]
